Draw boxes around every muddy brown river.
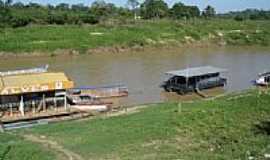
[0,46,270,106]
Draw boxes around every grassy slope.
[0,133,56,160]
[0,19,269,54]
[16,90,270,160]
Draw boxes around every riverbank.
[0,19,269,56]
[1,89,269,159]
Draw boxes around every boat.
[69,84,128,98]
[254,72,270,86]
[0,66,74,118]
[67,94,112,112]
[161,66,227,95]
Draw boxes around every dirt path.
[18,105,149,160]
[23,134,84,160]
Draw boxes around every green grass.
[0,133,56,160]
[0,19,270,54]
[11,90,269,160]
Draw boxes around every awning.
[0,72,74,96]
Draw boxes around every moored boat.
[254,72,270,86]
[69,84,128,98]
[67,94,112,112]
[161,66,227,95]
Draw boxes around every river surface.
[0,46,270,106]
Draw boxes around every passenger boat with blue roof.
[161,66,227,95]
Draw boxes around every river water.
[0,46,269,106]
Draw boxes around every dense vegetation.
[0,0,207,28]
[0,19,269,54]
[220,9,270,21]
[1,0,269,28]
[0,90,268,159]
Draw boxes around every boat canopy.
[165,66,227,78]
[0,72,74,96]
[258,71,270,77]
[0,65,48,76]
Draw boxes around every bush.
[11,15,31,27]
[80,14,99,24]
[234,15,244,21]
[47,13,67,25]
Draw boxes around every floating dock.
[0,65,74,121]
[2,109,92,130]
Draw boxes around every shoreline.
[0,43,269,58]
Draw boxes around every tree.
[0,0,4,7]
[170,2,186,19]
[0,0,13,27]
[56,3,69,10]
[89,0,117,20]
[71,3,88,12]
[127,0,139,19]
[46,4,54,10]
[91,0,107,8]
[141,0,168,19]
[80,14,99,24]
[118,7,131,15]
[47,12,67,25]
[27,2,41,8]
[202,5,216,18]
[170,2,200,19]
[188,6,200,17]
[12,2,24,8]
[10,15,31,27]
[234,15,244,21]
[5,0,12,6]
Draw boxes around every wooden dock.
[1,108,93,130]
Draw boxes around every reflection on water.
[0,46,269,106]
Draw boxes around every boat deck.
[1,107,82,123]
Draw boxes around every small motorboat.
[254,72,270,86]
[67,94,112,112]
[69,84,128,98]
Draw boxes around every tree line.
[0,0,216,28]
[219,9,270,21]
[0,0,269,28]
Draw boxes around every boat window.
[265,76,270,83]
[169,76,177,84]
[79,96,92,100]
[188,77,196,86]
[175,77,186,84]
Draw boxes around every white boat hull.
[255,77,269,86]
[71,105,108,112]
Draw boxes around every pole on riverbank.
[178,102,182,113]
[0,121,4,132]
